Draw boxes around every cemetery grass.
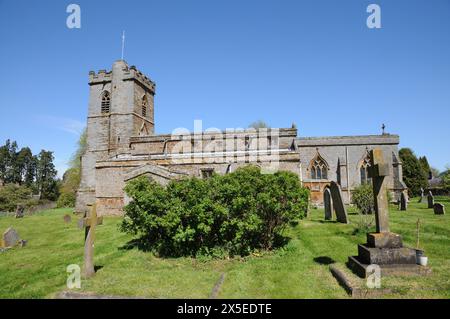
[0,197,448,299]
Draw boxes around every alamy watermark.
[366,4,381,29]
[66,4,81,29]
[66,264,81,289]
[167,120,280,174]
[366,264,381,289]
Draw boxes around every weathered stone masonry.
[75,60,406,216]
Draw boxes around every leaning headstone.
[399,192,407,211]
[2,227,20,248]
[427,191,434,209]
[323,187,333,220]
[433,203,445,215]
[15,205,25,218]
[329,181,348,224]
[63,214,72,223]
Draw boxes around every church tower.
[75,60,156,213]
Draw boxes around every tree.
[419,156,432,180]
[399,148,428,196]
[36,150,59,200]
[0,140,18,184]
[442,165,450,192]
[57,167,80,207]
[248,120,270,129]
[0,140,10,182]
[69,128,87,169]
[57,128,86,207]
[7,141,19,183]
[16,147,36,185]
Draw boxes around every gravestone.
[329,181,348,224]
[347,149,428,278]
[427,191,434,209]
[323,187,333,220]
[2,227,20,247]
[79,203,103,278]
[433,203,445,215]
[399,192,407,211]
[63,214,72,223]
[418,188,424,203]
[15,205,24,218]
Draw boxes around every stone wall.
[297,134,405,205]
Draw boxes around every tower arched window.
[101,91,110,114]
[309,152,328,180]
[360,152,372,184]
[141,95,147,117]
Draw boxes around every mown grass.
[0,197,449,298]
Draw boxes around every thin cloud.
[38,115,85,135]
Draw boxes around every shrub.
[57,192,76,208]
[0,184,33,212]
[120,166,309,257]
[351,183,374,215]
[351,183,375,234]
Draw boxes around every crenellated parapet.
[89,69,112,84]
[126,65,156,94]
[88,61,155,94]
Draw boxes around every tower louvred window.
[142,95,147,117]
[101,91,110,113]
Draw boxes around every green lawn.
[0,197,449,299]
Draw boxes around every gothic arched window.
[141,95,147,117]
[101,91,110,114]
[360,152,372,184]
[310,152,328,180]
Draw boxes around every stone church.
[75,60,406,216]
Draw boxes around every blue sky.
[0,0,449,176]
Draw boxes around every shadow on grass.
[119,238,152,252]
[318,220,338,224]
[94,265,104,272]
[119,234,292,258]
[313,256,335,265]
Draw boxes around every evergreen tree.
[399,148,428,196]
[0,140,22,184]
[15,147,35,185]
[419,156,432,180]
[0,140,10,182]
[36,150,59,200]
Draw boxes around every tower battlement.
[88,60,155,93]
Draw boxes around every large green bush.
[120,166,309,257]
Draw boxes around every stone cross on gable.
[78,203,103,278]
[368,149,390,233]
